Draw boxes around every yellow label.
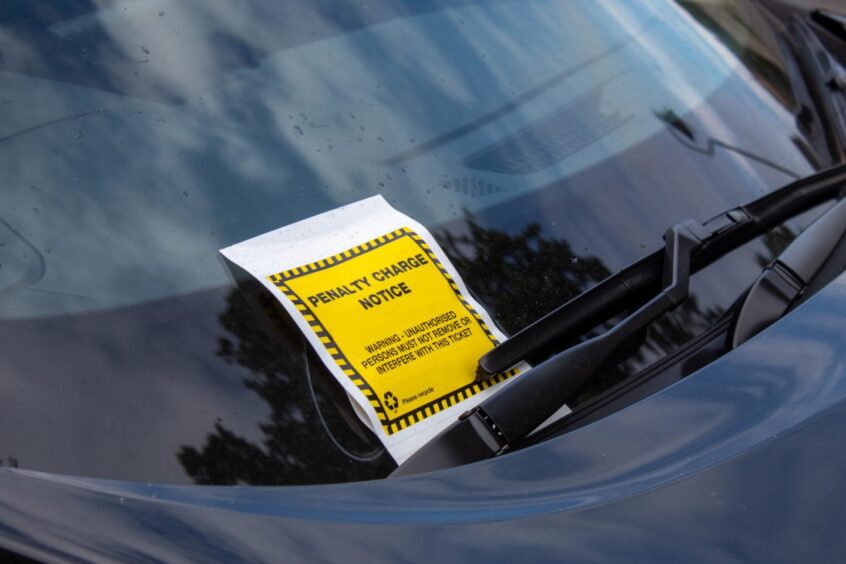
[268,227,517,435]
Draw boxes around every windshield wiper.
[731,194,846,346]
[392,164,846,477]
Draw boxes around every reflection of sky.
[0,0,815,315]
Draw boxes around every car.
[3,0,846,561]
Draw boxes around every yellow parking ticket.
[221,196,521,463]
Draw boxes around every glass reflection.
[0,0,836,485]
[436,215,725,396]
[179,279,393,485]
[177,213,745,484]
[674,0,834,168]
[0,0,818,317]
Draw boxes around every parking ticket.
[221,196,522,464]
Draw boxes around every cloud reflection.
[0,0,817,317]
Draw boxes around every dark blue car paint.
[3,269,846,562]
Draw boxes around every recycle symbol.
[383,391,399,412]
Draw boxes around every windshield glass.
[0,0,826,484]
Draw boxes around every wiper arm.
[392,164,846,477]
[393,220,709,476]
[731,194,846,346]
[477,165,846,379]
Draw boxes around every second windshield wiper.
[731,194,846,346]
[393,163,846,477]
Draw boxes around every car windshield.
[0,0,827,484]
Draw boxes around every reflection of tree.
[178,282,393,485]
[437,216,724,400]
[438,219,611,335]
[181,217,729,483]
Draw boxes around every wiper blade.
[731,194,846,346]
[477,165,846,379]
[392,164,846,477]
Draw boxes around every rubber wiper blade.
[477,164,846,379]
[392,164,846,477]
[731,195,846,347]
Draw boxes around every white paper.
[221,196,531,463]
